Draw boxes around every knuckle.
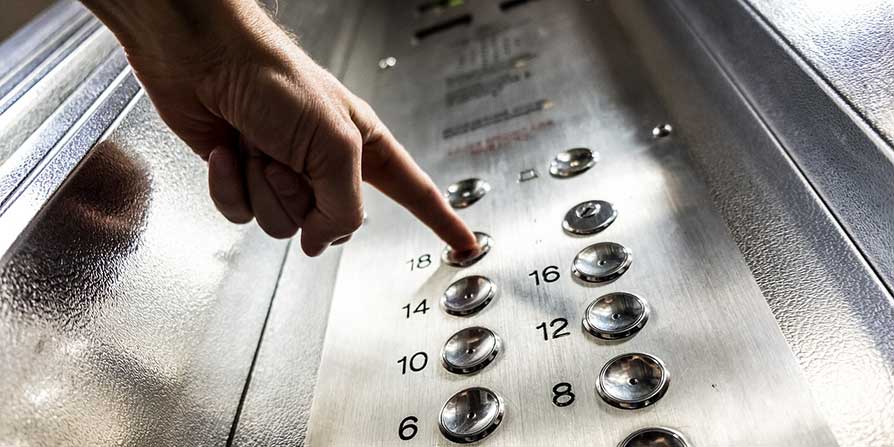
[335,209,364,235]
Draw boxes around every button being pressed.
[442,231,492,267]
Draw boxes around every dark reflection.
[0,141,151,329]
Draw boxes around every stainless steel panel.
[746,0,894,146]
[0,50,128,208]
[670,0,894,346]
[0,27,118,168]
[0,1,92,95]
[630,2,894,445]
[0,92,288,445]
[231,246,343,447]
[308,1,836,445]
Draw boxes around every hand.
[81,0,478,256]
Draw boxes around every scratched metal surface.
[307,1,836,445]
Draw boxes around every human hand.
[81,0,478,256]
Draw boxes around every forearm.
[80,0,279,65]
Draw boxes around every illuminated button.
[572,242,632,283]
[442,231,492,267]
[583,292,649,340]
[439,387,505,444]
[549,147,597,178]
[442,276,496,316]
[620,428,688,447]
[562,200,617,235]
[597,353,669,410]
[441,326,502,374]
[445,178,491,209]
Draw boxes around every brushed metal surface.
[308,1,836,445]
[627,2,894,445]
[0,92,288,445]
[230,246,342,447]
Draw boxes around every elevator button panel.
[583,292,650,340]
[441,326,502,374]
[562,199,618,235]
[572,241,633,283]
[307,0,836,444]
[442,275,497,316]
[442,231,492,267]
[438,387,505,444]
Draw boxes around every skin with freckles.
[80,0,478,256]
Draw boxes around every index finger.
[361,126,478,252]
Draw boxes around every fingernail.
[265,164,298,195]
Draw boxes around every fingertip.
[300,235,329,257]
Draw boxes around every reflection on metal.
[445,177,490,209]
[562,200,617,235]
[377,56,397,70]
[583,292,649,340]
[572,242,633,283]
[619,427,689,447]
[596,353,670,410]
[438,387,505,444]
[441,275,497,316]
[549,147,597,178]
[651,123,672,138]
[441,326,502,374]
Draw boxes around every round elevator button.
[442,232,492,267]
[445,178,491,209]
[583,292,649,340]
[563,200,618,235]
[442,326,502,374]
[619,427,688,447]
[442,276,496,316]
[572,242,632,283]
[439,387,505,444]
[550,147,597,178]
[597,353,669,409]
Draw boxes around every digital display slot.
[414,14,473,41]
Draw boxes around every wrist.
[82,0,282,76]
